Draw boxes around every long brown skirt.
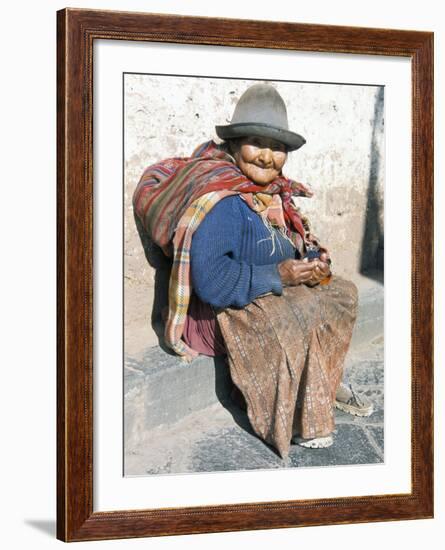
[216,276,358,459]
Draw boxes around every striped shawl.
[133,140,312,360]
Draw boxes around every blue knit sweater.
[190,195,298,308]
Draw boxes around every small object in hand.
[304,247,321,261]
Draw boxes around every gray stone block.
[288,424,383,467]
[368,425,384,453]
[124,349,231,437]
[190,426,284,473]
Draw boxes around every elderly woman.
[133,83,372,459]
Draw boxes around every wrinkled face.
[231,136,288,185]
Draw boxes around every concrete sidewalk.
[124,273,383,476]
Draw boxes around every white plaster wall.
[124,75,384,355]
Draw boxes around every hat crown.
[231,84,289,130]
[215,83,306,151]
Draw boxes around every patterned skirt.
[216,276,358,459]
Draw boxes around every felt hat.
[215,83,306,151]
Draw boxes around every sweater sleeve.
[190,197,283,308]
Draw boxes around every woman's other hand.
[277,259,315,286]
[305,258,331,287]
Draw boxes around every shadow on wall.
[134,213,172,350]
[360,86,384,279]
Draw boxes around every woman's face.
[232,136,288,185]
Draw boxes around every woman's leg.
[292,277,358,444]
[216,276,358,458]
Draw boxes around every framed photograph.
[57,8,433,542]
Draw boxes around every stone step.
[350,273,384,349]
[125,342,384,476]
[125,397,384,476]
[124,273,383,446]
[125,352,230,445]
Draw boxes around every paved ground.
[125,334,384,476]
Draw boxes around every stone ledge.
[125,351,231,443]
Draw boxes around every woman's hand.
[305,258,332,287]
[277,259,316,286]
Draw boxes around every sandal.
[335,383,374,417]
[292,435,334,449]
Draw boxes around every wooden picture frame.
[57,8,433,542]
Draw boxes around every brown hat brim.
[215,122,306,152]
